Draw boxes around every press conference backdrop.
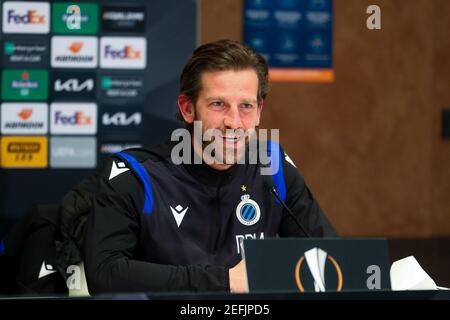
[0,0,198,236]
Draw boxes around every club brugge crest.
[236,194,261,226]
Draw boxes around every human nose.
[223,105,243,129]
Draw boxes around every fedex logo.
[3,2,50,34]
[50,103,97,134]
[100,37,146,69]
[54,111,92,125]
[104,45,141,59]
[7,10,46,24]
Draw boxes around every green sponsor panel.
[1,70,48,101]
[52,3,99,34]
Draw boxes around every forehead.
[199,69,259,97]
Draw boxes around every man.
[84,40,336,294]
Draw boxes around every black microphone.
[268,185,311,238]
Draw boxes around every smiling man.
[179,68,261,168]
[84,40,336,295]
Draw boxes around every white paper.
[390,256,437,290]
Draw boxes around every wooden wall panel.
[200,0,449,236]
[431,0,450,235]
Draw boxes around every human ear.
[177,93,195,124]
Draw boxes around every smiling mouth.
[223,136,240,142]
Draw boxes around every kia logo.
[54,78,94,92]
[102,112,142,126]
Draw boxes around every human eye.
[241,103,255,110]
[210,101,225,109]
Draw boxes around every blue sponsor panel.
[244,0,333,80]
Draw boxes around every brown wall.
[431,0,450,235]
[200,0,450,237]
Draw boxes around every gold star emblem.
[241,185,247,192]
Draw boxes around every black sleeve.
[277,149,338,237]
[84,157,229,294]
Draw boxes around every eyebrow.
[205,96,225,102]
[242,99,258,104]
[205,97,258,104]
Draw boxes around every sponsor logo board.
[51,71,96,99]
[98,74,144,102]
[2,38,49,67]
[1,69,48,100]
[51,36,98,68]
[100,37,146,69]
[52,3,99,34]
[1,136,48,168]
[50,102,97,135]
[1,103,48,134]
[50,137,96,168]
[101,5,145,33]
[2,1,50,34]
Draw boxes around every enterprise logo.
[3,39,49,67]
[99,75,144,101]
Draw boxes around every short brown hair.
[177,39,269,120]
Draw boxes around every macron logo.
[38,260,57,279]
[109,161,129,180]
[170,205,188,227]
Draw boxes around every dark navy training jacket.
[84,140,336,293]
